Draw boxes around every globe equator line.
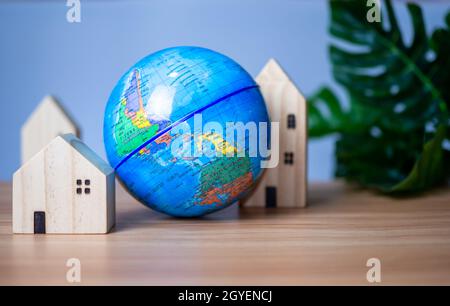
[113,84,260,171]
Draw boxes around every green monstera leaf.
[308,0,450,193]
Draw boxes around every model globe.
[104,46,269,217]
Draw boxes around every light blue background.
[0,0,448,181]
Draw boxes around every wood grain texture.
[1,181,450,285]
[245,59,307,208]
[13,134,115,234]
[21,96,80,164]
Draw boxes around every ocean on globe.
[104,46,270,217]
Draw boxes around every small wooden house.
[244,59,307,208]
[13,134,115,234]
[21,95,80,164]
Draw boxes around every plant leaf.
[390,124,446,192]
[308,87,347,137]
[308,0,450,193]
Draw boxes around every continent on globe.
[114,69,170,157]
[197,155,253,206]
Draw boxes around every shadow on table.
[113,181,367,233]
[114,200,306,233]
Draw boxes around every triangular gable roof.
[18,134,113,176]
[22,95,80,135]
[60,134,114,175]
[256,58,291,84]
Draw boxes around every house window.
[76,179,91,195]
[287,114,296,129]
[284,152,294,165]
[265,186,277,208]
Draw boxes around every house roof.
[17,133,114,176]
[22,95,80,136]
[256,58,291,84]
[60,134,114,175]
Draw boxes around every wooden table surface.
[0,181,449,285]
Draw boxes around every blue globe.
[104,46,270,217]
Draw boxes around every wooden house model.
[21,95,80,164]
[13,133,115,234]
[244,58,307,208]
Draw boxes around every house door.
[34,211,46,234]
[265,187,277,208]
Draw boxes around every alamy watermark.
[153,114,280,169]
[366,257,382,283]
[66,258,81,283]
[63,256,382,284]
[367,0,381,23]
[66,0,81,23]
